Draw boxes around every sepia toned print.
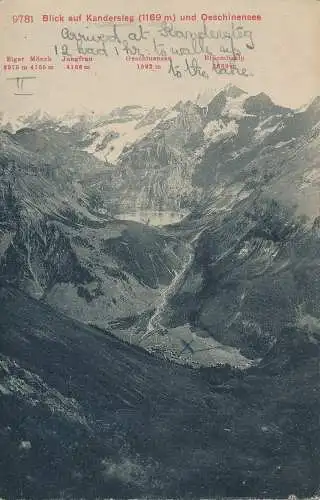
[0,0,319,498]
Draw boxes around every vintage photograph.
[0,0,319,498]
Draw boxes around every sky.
[0,0,319,119]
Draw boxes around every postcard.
[0,0,319,498]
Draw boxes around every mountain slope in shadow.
[0,287,319,499]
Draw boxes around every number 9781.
[12,15,34,23]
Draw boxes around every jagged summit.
[307,95,320,113]
[224,84,247,99]
[196,84,246,107]
[243,92,282,115]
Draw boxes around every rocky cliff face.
[84,87,319,215]
[0,127,187,333]
[158,195,320,360]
